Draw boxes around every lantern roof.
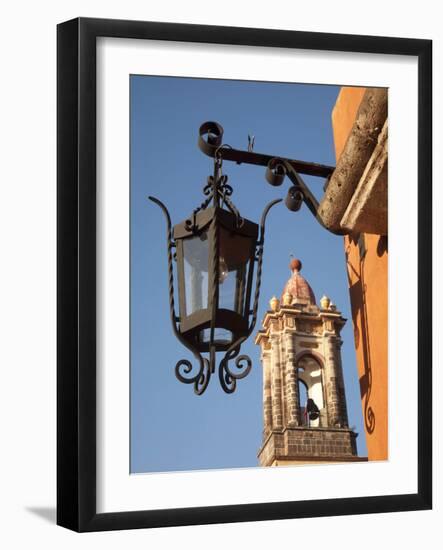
[173,206,258,240]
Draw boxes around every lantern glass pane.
[200,328,233,346]
[218,227,254,315]
[183,232,209,316]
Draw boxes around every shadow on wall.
[345,234,388,436]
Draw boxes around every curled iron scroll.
[218,338,252,394]
[198,121,224,156]
[266,157,286,186]
[175,356,212,396]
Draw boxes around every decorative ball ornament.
[282,291,293,306]
[320,295,331,310]
[289,258,302,272]
[269,296,280,312]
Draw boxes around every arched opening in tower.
[297,355,325,427]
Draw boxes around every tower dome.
[281,258,316,305]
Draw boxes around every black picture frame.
[57,17,432,532]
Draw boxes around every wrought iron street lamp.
[149,121,338,395]
[150,131,280,395]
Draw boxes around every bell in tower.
[255,258,366,466]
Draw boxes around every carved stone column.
[333,338,349,428]
[270,335,283,430]
[285,331,300,426]
[324,335,345,427]
[262,345,273,437]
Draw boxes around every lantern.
[149,151,280,395]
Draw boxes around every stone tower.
[255,258,364,466]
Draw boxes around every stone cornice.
[255,305,346,345]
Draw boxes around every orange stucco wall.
[332,88,388,461]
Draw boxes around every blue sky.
[130,75,367,473]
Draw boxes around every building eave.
[318,87,388,236]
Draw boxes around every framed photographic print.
[57,17,432,532]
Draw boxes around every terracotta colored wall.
[331,87,366,159]
[332,88,388,460]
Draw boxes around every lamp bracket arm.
[198,121,335,178]
[283,160,320,213]
[282,162,350,236]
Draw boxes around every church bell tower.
[255,258,364,466]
